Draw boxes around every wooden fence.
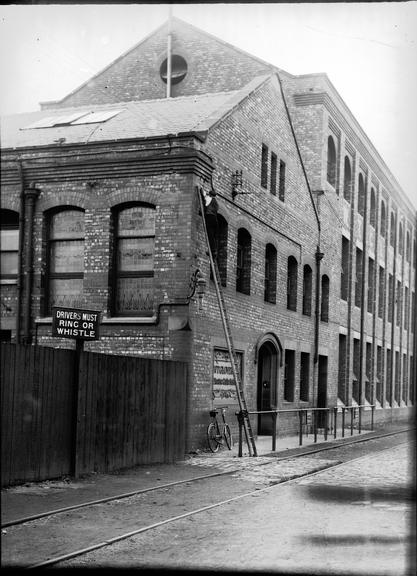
[1,343,188,487]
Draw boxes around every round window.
[160,55,188,85]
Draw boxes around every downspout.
[314,244,324,364]
[359,174,369,406]
[276,72,322,365]
[390,211,398,410]
[22,183,41,344]
[15,159,26,343]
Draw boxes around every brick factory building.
[1,18,416,450]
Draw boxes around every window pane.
[1,229,19,250]
[118,238,154,272]
[49,278,84,309]
[118,206,155,237]
[116,276,154,315]
[1,252,18,275]
[50,210,84,239]
[50,241,84,273]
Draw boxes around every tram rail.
[2,426,413,530]
[27,430,414,569]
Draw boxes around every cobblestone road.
[58,439,415,574]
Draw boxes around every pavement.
[1,421,413,528]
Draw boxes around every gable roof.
[1,75,271,150]
[40,17,285,110]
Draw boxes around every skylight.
[22,109,122,130]
[71,110,121,124]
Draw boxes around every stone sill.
[35,316,157,325]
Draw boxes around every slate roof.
[1,76,270,150]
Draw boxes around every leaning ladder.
[197,187,257,457]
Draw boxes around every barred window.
[380,200,386,237]
[264,243,277,304]
[283,349,295,402]
[358,173,365,217]
[279,160,286,202]
[113,204,155,316]
[46,208,85,313]
[390,212,396,247]
[270,152,277,196]
[343,156,351,202]
[236,228,251,295]
[287,256,298,311]
[321,275,330,322]
[261,144,268,189]
[370,188,376,227]
[302,265,313,316]
[327,136,337,187]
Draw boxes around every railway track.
[1,427,414,568]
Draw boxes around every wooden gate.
[1,343,75,486]
[75,351,188,475]
[1,344,188,486]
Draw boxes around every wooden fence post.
[71,340,83,478]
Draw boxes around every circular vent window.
[160,55,188,85]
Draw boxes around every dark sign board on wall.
[52,307,101,341]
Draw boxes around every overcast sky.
[1,2,416,208]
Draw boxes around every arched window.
[327,136,337,187]
[358,173,365,217]
[343,156,351,202]
[399,223,404,255]
[287,256,298,311]
[0,209,19,283]
[236,228,251,295]
[414,238,417,268]
[370,188,376,227]
[264,244,277,304]
[46,208,85,314]
[112,204,155,316]
[341,236,350,301]
[302,264,313,316]
[390,212,396,247]
[321,275,330,322]
[406,231,411,262]
[217,215,228,287]
[380,200,386,237]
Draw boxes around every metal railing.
[235,405,375,457]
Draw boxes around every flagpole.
[167,5,173,98]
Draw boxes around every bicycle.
[207,407,233,452]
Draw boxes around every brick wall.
[42,19,273,110]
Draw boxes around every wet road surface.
[55,441,415,574]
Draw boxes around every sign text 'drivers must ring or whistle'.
[51,307,101,340]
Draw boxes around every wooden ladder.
[197,187,257,457]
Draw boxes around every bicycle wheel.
[207,422,220,452]
[223,424,233,450]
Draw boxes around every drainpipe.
[389,211,398,410]
[314,246,325,364]
[22,183,41,344]
[277,72,324,411]
[15,160,26,343]
[359,174,369,406]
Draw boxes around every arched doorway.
[257,340,279,435]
